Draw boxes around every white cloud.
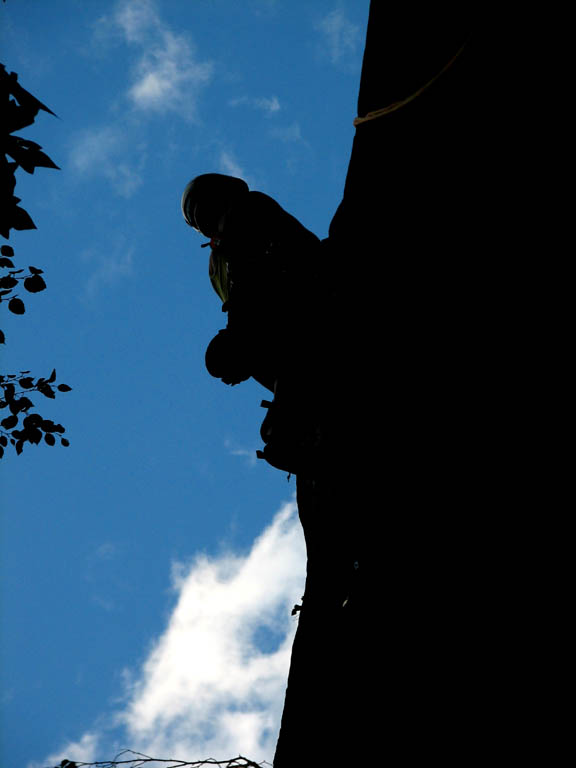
[79,0,212,198]
[37,500,306,766]
[127,31,213,117]
[111,0,213,120]
[315,7,362,67]
[36,732,100,768]
[114,0,157,43]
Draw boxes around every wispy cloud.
[69,126,145,198]
[270,121,303,144]
[80,236,135,299]
[217,149,263,191]
[315,7,362,67]
[228,95,281,117]
[35,501,306,767]
[224,438,258,468]
[111,0,213,120]
[219,150,246,179]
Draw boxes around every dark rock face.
[273,6,527,766]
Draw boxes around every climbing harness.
[353,40,469,126]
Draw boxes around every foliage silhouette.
[0,61,70,458]
[0,368,71,457]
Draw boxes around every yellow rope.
[353,41,468,126]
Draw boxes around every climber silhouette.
[182,173,324,473]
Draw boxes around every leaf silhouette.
[10,204,36,231]
[12,396,34,413]
[24,274,46,292]
[23,414,42,428]
[1,414,18,430]
[5,137,60,173]
[0,276,18,289]
[0,66,58,122]
[39,383,55,399]
[8,297,25,314]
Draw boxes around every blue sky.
[0,1,369,765]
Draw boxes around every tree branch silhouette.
[53,752,271,768]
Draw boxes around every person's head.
[181,174,249,238]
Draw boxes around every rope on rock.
[353,40,468,126]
